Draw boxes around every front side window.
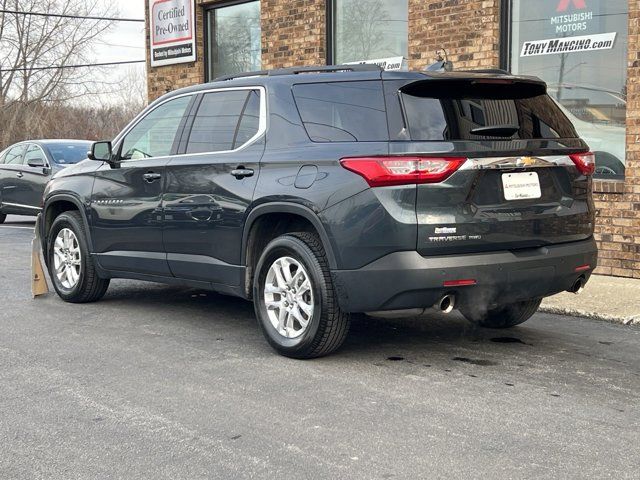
[120,96,192,160]
[332,0,408,64]
[23,145,47,166]
[206,1,261,80]
[4,144,27,165]
[186,89,261,154]
[509,0,628,179]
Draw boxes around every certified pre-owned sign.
[150,0,196,67]
[521,32,616,57]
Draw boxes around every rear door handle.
[230,167,254,179]
[143,172,162,183]
[16,172,23,178]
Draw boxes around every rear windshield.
[399,81,578,141]
[46,143,91,164]
[293,81,389,142]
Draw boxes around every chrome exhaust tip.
[436,294,456,314]
[568,277,585,295]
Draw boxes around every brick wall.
[408,0,501,70]
[261,0,326,69]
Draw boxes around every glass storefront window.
[206,1,261,80]
[333,0,408,64]
[509,0,628,179]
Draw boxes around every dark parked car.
[38,66,597,358]
[0,139,92,222]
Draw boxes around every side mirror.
[88,141,114,163]
[27,157,46,168]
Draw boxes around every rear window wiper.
[470,125,519,137]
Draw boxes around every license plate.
[502,172,542,201]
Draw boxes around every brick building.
[146,0,640,278]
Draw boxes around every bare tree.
[336,0,391,62]
[213,12,260,76]
[112,66,147,111]
[0,0,142,148]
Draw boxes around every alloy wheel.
[53,228,82,289]
[263,256,314,338]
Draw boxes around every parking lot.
[1,214,639,479]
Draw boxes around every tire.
[0,212,5,224]
[594,151,625,177]
[253,232,350,359]
[462,298,542,329]
[47,211,109,303]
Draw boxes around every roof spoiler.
[400,77,547,99]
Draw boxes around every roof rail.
[270,64,382,75]
[213,70,271,82]
[213,64,382,82]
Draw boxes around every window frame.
[114,86,267,162]
[501,0,629,183]
[499,0,512,71]
[328,0,409,65]
[203,0,262,82]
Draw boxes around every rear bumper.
[331,238,598,313]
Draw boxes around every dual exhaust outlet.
[370,276,584,319]
[436,278,585,311]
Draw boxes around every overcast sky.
[90,0,146,102]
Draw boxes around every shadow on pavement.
[92,280,607,366]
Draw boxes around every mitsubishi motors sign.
[149,0,196,67]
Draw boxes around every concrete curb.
[539,304,640,326]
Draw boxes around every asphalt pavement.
[1,215,639,479]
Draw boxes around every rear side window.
[186,89,261,154]
[400,88,577,142]
[293,81,388,142]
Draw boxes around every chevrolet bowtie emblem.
[518,156,536,166]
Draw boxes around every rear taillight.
[569,152,595,176]
[340,156,466,187]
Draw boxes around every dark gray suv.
[39,65,597,358]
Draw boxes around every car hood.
[52,159,102,178]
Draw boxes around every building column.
[260,0,327,70]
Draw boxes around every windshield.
[46,143,91,165]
